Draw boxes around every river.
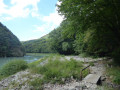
[0,53,48,68]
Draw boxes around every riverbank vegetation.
[0,54,119,89]
[106,64,120,85]
[0,55,89,89]
[0,60,28,80]
[30,57,88,82]
[29,55,89,89]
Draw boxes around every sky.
[0,0,63,41]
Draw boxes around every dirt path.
[64,56,104,62]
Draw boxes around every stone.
[110,75,113,79]
[100,76,106,81]
[71,76,73,80]
[75,86,83,90]
[62,78,65,82]
[83,74,101,84]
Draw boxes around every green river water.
[0,53,48,68]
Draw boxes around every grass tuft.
[29,57,88,84]
[29,78,44,90]
[106,66,120,85]
[0,60,28,80]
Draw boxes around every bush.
[107,67,120,85]
[30,58,88,84]
[89,62,94,66]
[112,48,120,65]
[0,60,28,77]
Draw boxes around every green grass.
[29,78,44,90]
[28,54,64,68]
[0,60,28,80]
[97,85,114,90]
[89,62,94,66]
[0,54,89,89]
[29,56,88,85]
[79,53,99,59]
[106,66,120,85]
[28,56,89,89]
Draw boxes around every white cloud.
[42,2,64,28]
[0,0,7,15]
[33,23,55,33]
[33,2,64,33]
[56,1,62,6]
[0,0,64,40]
[33,25,46,32]
[42,11,63,27]
[2,17,12,21]
[0,0,40,20]
[32,1,64,39]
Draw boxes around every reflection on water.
[0,54,46,68]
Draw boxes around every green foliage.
[112,48,120,64]
[107,67,120,84]
[73,33,86,54]
[22,0,120,65]
[22,21,75,55]
[29,57,88,84]
[28,55,89,89]
[29,78,44,90]
[97,85,114,90]
[22,34,55,53]
[49,22,75,55]
[89,62,94,66]
[0,60,28,79]
[57,0,120,63]
[0,22,25,57]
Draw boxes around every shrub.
[107,67,120,85]
[89,62,94,66]
[0,60,28,77]
[30,58,88,84]
[112,48,120,65]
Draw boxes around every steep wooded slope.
[0,22,25,57]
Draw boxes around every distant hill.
[22,27,74,55]
[22,34,55,53]
[0,22,25,57]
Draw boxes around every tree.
[49,21,75,55]
[57,0,120,63]
[0,22,25,57]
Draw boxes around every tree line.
[56,0,120,64]
[23,0,120,64]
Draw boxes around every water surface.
[0,53,48,68]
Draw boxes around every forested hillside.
[22,25,74,55]
[22,34,55,53]
[0,22,25,57]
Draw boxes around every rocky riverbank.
[0,56,117,90]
